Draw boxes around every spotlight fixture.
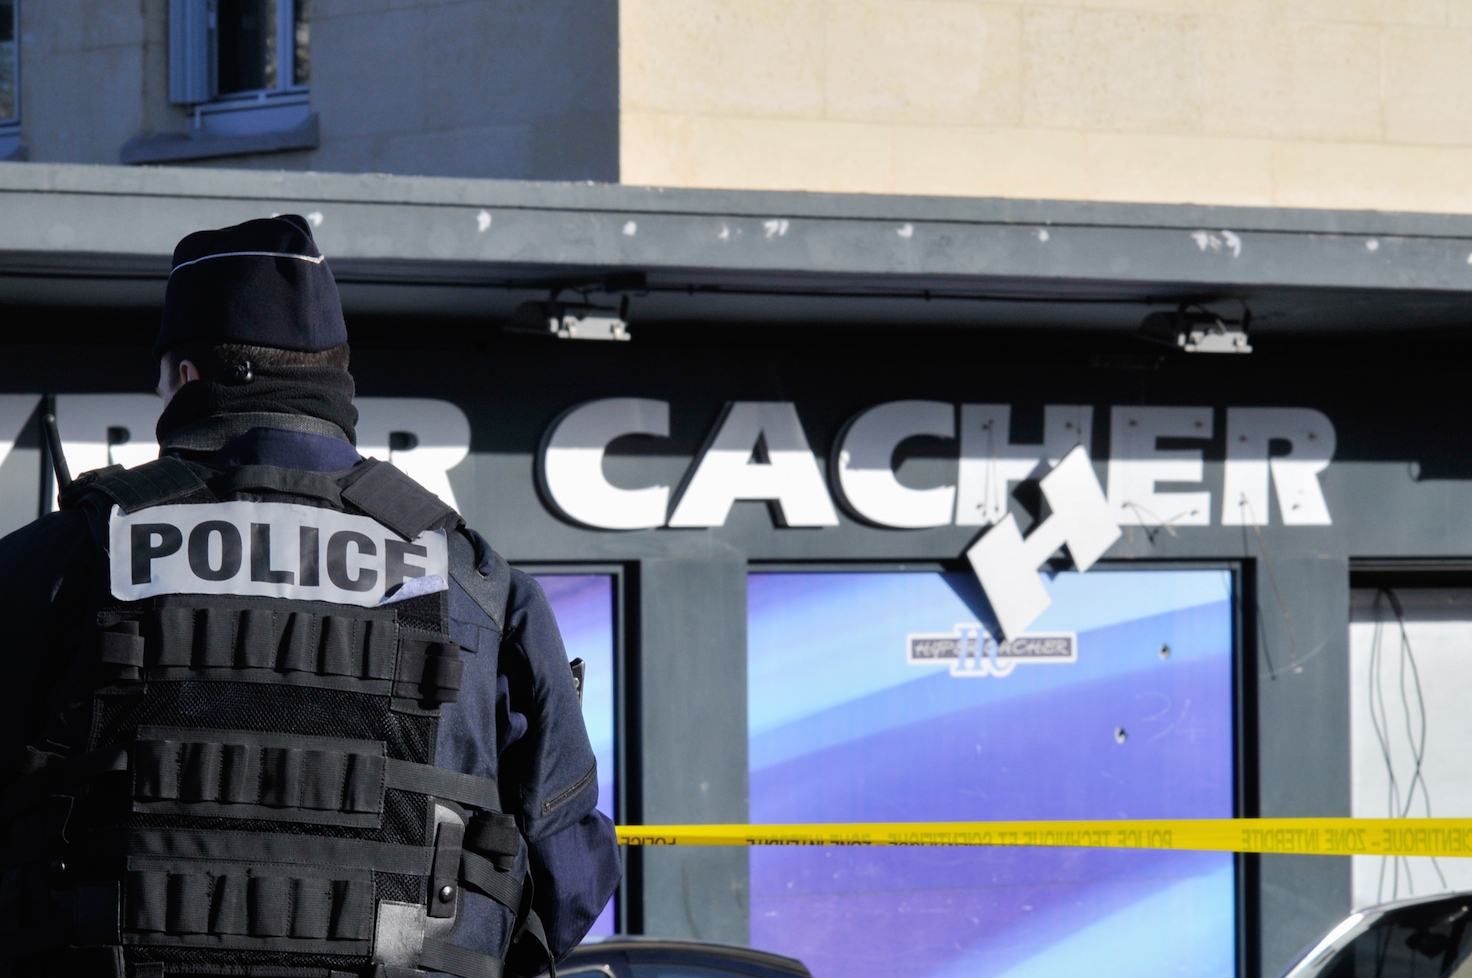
[508,297,631,341]
[1137,306,1252,354]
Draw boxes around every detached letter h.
[964,446,1121,639]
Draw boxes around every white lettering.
[835,400,954,528]
[668,402,837,528]
[1106,406,1212,527]
[110,501,448,608]
[56,391,162,473]
[1222,407,1335,525]
[0,395,39,470]
[541,398,671,530]
[965,446,1121,638]
[956,404,1092,526]
[534,399,1337,535]
[355,398,471,512]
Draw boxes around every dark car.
[1280,891,1472,977]
[554,937,812,978]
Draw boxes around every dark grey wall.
[1254,557,1352,972]
[636,558,750,945]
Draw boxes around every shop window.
[125,0,316,164]
[535,573,617,937]
[747,569,1236,978]
[1350,588,1472,908]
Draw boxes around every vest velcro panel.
[338,458,460,539]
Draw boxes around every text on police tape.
[109,502,449,608]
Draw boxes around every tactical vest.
[0,456,548,978]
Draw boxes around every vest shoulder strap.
[339,458,462,539]
[59,457,214,514]
[449,529,512,635]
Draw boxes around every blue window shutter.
[168,0,216,105]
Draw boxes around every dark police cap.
[154,214,347,358]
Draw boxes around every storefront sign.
[539,398,1336,532]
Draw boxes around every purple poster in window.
[748,570,1235,978]
[536,574,617,937]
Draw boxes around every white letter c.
[541,398,671,529]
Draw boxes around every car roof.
[1358,889,1472,915]
[566,936,812,977]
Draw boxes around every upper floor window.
[168,0,310,106]
[0,0,16,123]
[147,0,317,161]
[218,0,308,96]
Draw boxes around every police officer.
[0,215,620,977]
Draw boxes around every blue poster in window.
[537,574,617,937]
[748,570,1235,978]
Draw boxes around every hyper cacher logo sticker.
[109,501,449,608]
[907,623,1076,678]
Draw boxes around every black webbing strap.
[421,937,504,978]
[465,811,520,870]
[0,746,128,823]
[447,532,512,635]
[340,460,459,540]
[92,827,432,876]
[394,639,464,704]
[507,908,554,978]
[124,867,374,940]
[459,850,523,911]
[503,871,554,978]
[133,727,387,818]
[218,464,344,505]
[60,457,213,513]
[382,759,500,813]
[159,412,350,453]
[98,621,145,682]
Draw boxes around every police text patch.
[109,501,449,608]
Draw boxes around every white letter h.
[964,446,1121,639]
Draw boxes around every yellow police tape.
[615,820,1472,858]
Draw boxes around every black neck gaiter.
[155,366,359,448]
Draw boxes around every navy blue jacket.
[0,427,621,963]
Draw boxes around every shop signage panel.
[538,398,1336,532]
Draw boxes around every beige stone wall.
[620,0,1472,211]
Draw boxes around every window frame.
[144,0,316,164]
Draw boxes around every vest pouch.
[132,727,388,829]
[99,597,401,688]
[122,859,374,949]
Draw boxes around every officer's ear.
[156,355,202,405]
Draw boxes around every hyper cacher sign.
[110,501,450,608]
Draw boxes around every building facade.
[9,1,1472,213]
[4,4,1472,978]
